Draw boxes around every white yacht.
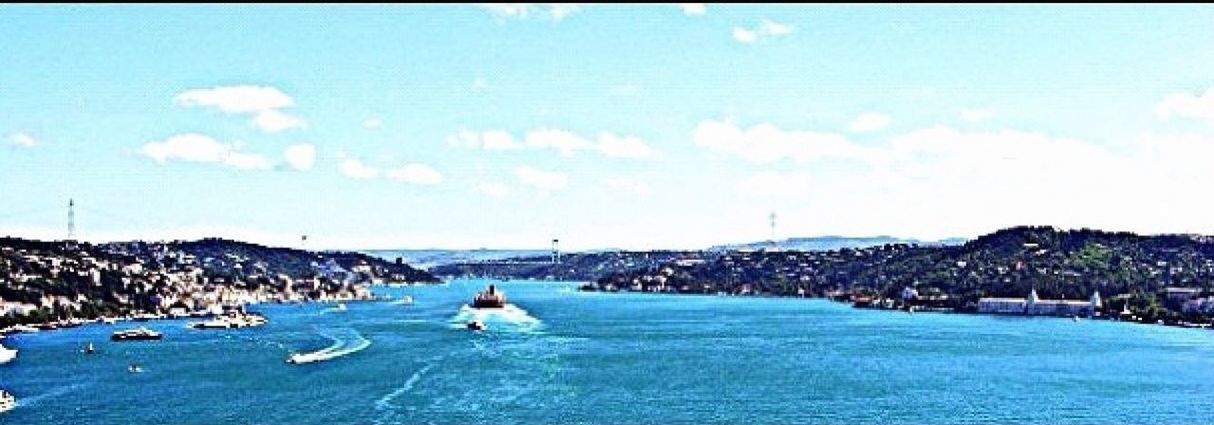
[0,389,15,413]
[0,344,17,364]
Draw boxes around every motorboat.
[470,284,506,309]
[0,344,16,364]
[127,363,143,373]
[0,389,15,413]
[190,319,235,329]
[466,320,486,331]
[111,327,162,341]
[335,303,347,311]
[397,296,414,305]
[286,353,308,364]
[82,342,96,355]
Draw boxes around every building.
[977,289,1100,317]
[1164,287,1201,304]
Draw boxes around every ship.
[470,284,507,309]
[111,327,163,341]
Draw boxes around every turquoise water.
[2,279,1214,424]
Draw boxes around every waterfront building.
[977,289,1100,317]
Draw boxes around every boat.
[470,284,507,309]
[466,320,486,331]
[0,344,16,364]
[0,389,15,413]
[190,319,235,329]
[8,325,38,334]
[98,317,118,325]
[111,327,162,341]
[82,342,95,355]
[397,296,414,305]
[335,303,347,311]
[1072,315,1081,322]
[127,363,143,373]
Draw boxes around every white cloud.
[524,128,591,155]
[479,4,579,21]
[174,85,293,113]
[732,27,758,43]
[223,152,274,171]
[1155,87,1214,124]
[175,85,304,133]
[478,181,509,198]
[594,132,658,159]
[339,157,380,179]
[447,130,523,150]
[678,3,705,15]
[140,133,271,170]
[363,117,382,130]
[760,19,793,36]
[693,118,868,163]
[251,109,305,132]
[737,171,812,199]
[452,128,658,159]
[7,132,38,148]
[960,107,996,123]
[848,113,891,133]
[283,144,316,171]
[734,19,794,43]
[515,166,568,192]
[604,177,651,196]
[386,163,444,185]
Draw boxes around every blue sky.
[3,4,1214,250]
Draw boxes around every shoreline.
[575,287,1214,331]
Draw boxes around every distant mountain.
[708,236,966,252]
[363,249,551,270]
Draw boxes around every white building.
[977,289,1101,317]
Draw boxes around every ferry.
[0,389,15,413]
[470,284,507,309]
[111,327,162,341]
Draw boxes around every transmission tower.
[67,198,76,240]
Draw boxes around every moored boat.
[0,344,17,364]
[111,327,162,341]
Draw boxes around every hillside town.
[0,237,437,331]
[574,227,1214,327]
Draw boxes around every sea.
[2,279,1213,424]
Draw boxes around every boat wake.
[287,329,371,365]
[374,362,437,412]
[15,382,91,407]
[450,304,542,332]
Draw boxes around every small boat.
[397,296,414,305]
[111,327,162,341]
[127,363,143,373]
[470,284,507,309]
[0,344,16,364]
[82,342,95,355]
[190,319,235,329]
[1072,315,1080,322]
[335,303,347,311]
[286,353,307,365]
[98,317,118,325]
[466,320,486,331]
[0,389,15,413]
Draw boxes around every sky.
[2,4,1214,251]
